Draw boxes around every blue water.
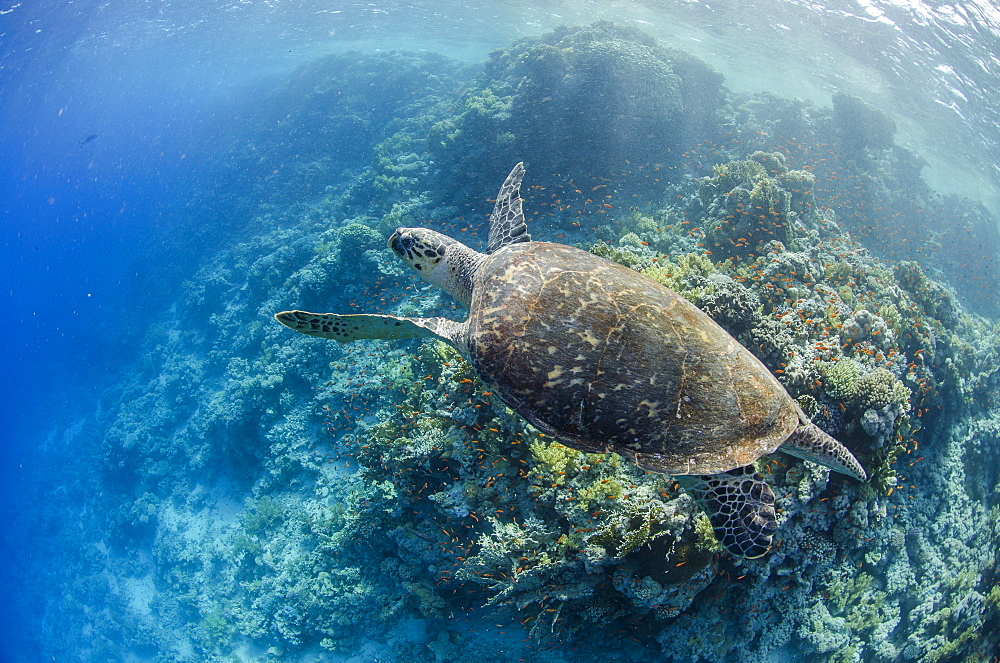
[2,2,999,661]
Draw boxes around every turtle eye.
[389,231,416,255]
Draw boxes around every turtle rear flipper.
[677,466,777,559]
[275,311,465,347]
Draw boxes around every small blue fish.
[78,134,98,148]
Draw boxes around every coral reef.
[832,93,897,157]
[13,21,1000,663]
[427,21,725,204]
[699,151,820,260]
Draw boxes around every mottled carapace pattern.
[468,241,802,476]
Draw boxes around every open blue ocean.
[2,1,999,661]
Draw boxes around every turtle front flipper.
[275,311,465,347]
[676,466,777,559]
[781,423,867,481]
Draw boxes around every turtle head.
[389,227,483,308]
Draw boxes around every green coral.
[618,210,688,255]
[856,368,910,411]
[819,360,909,413]
[337,221,383,254]
[427,87,515,189]
[200,604,235,648]
[641,252,719,303]
[692,514,722,553]
[241,495,286,535]
[529,438,587,486]
[986,584,1000,610]
[588,240,652,271]
[827,572,874,617]
[820,358,862,401]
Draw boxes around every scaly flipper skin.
[781,423,867,481]
[485,162,530,254]
[274,311,465,347]
[676,467,778,559]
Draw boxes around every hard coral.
[695,279,763,337]
[821,358,862,402]
[699,152,795,260]
[832,93,896,157]
[431,21,724,195]
[856,368,910,412]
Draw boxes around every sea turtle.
[276,163,866,558]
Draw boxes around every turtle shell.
[467,242,801,475]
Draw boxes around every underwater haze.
[2,1,1000,661]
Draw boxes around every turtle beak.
[388,228,415,257]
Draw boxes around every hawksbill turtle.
[276,163,866,558]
